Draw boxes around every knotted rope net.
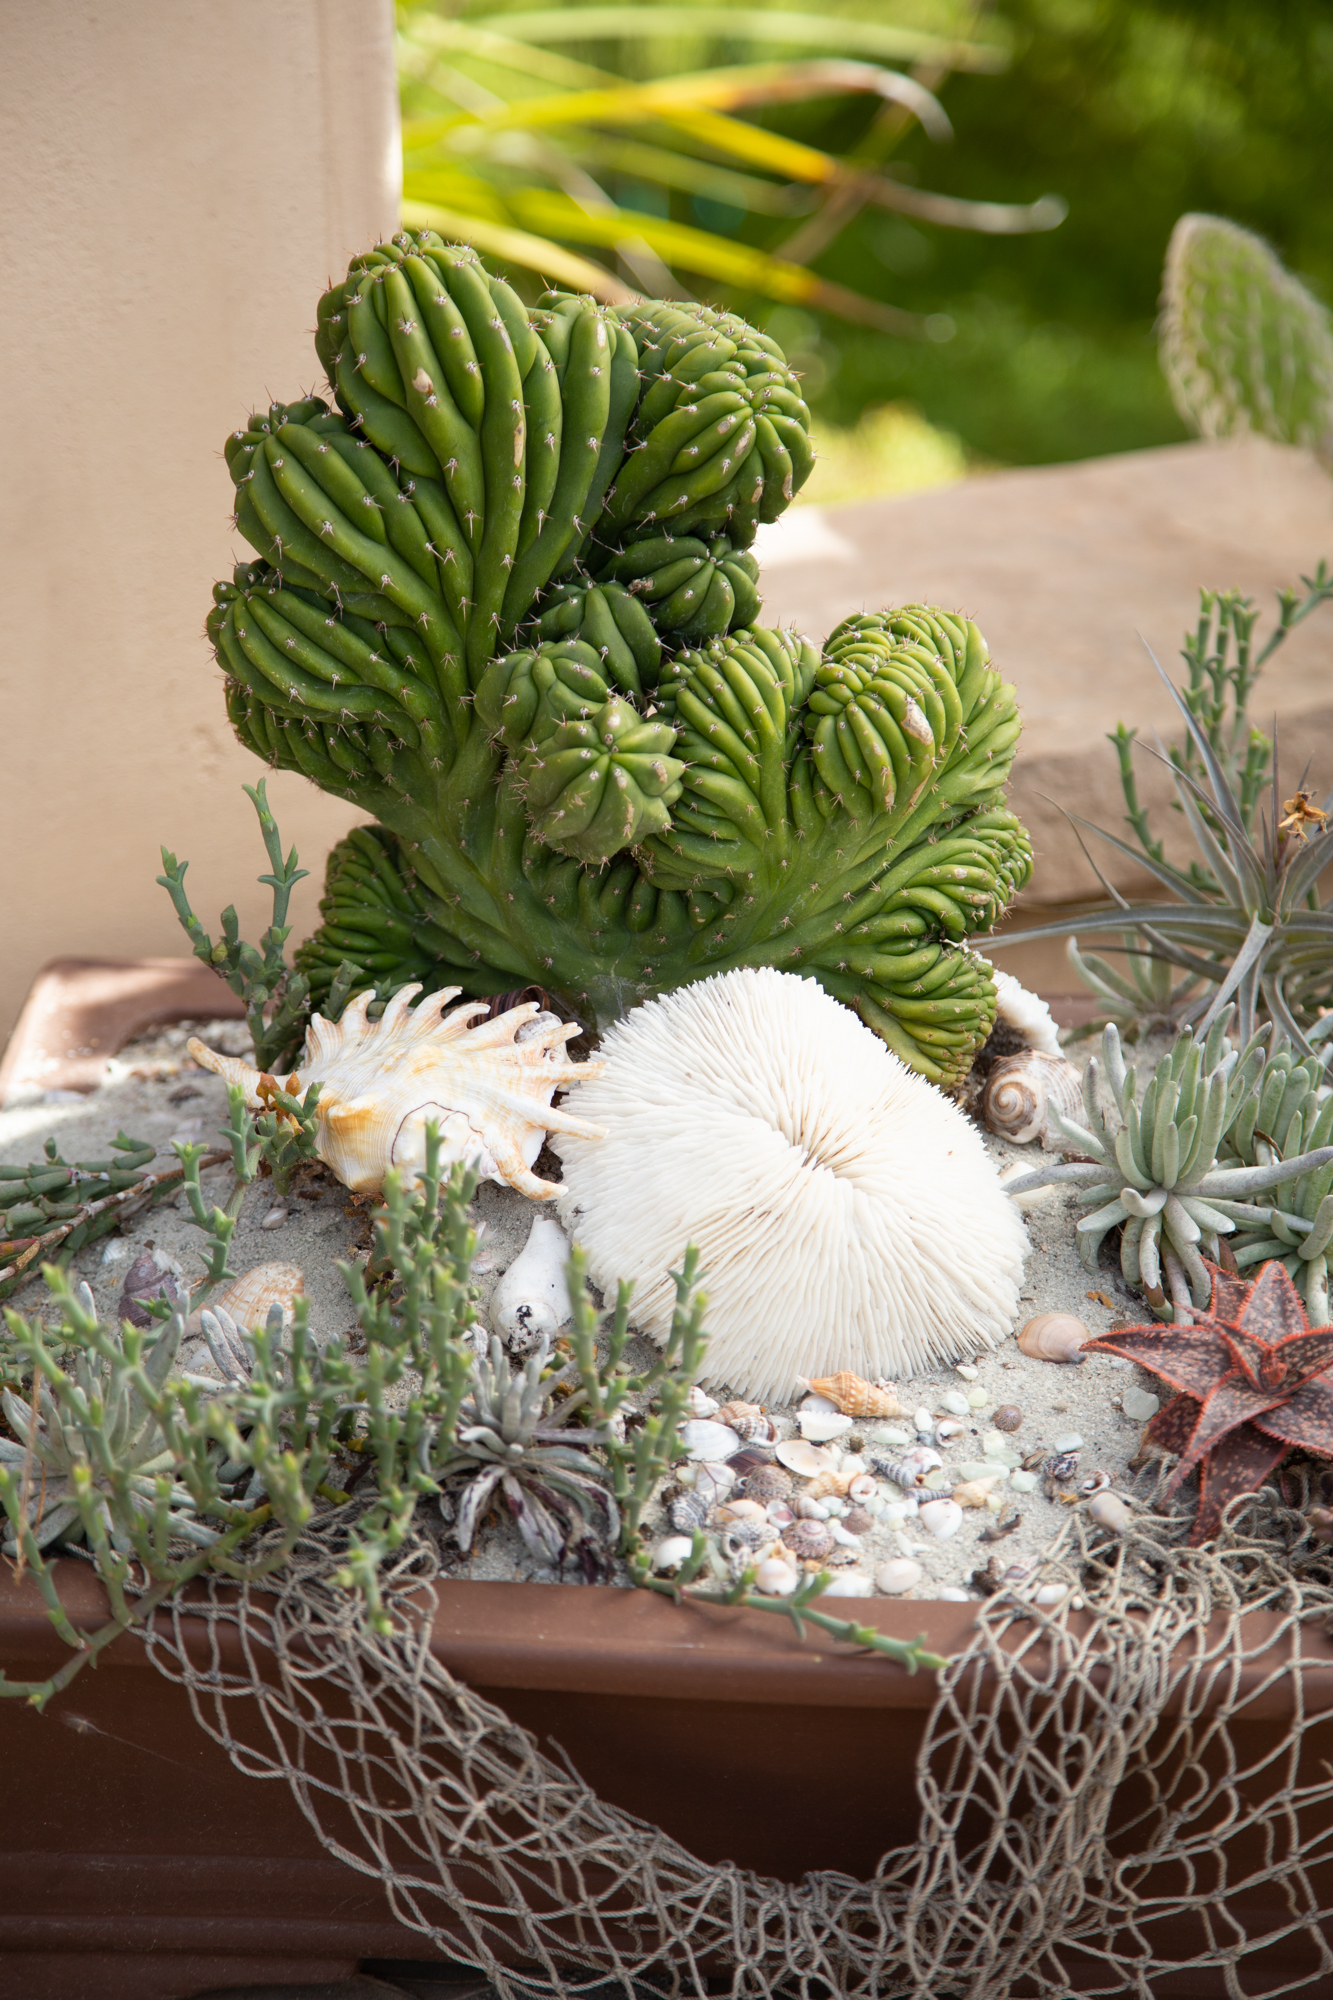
[139,1471,1333,2000]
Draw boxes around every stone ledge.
[756,435,1333,906]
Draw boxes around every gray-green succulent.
[1006,1018,1333,1320]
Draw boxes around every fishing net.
[137,1466,1333,2000]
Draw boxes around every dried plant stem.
[0,1152,231,1301]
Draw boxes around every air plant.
[1005,1018,1333,1320]
[1087,1261,1333,1545]
[986,571,1333,1051]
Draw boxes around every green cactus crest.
[208,229,1032,1083]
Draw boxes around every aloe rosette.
[208,228,1032,1083]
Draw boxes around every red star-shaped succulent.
[1085,1261,1333,1544]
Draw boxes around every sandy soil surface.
[0,1020,1166,1601]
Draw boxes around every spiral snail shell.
[981,1050,1085,1149]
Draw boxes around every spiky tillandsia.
[986,572,1333,1052]
[196,227,1032,1088]
[1006,1018,1333,1320]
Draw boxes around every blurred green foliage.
[451,0,1332,468]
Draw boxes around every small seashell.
[491,1214,573,1352]
[754,1556,799,1596]
[846,1474,877,1504]
[807,1469,854,1500]
[842,1506,874,1535]
[939,1390,971,1417]
[919,1499,963,1539]
[966,1386,990,1411]
[1086,1490,1133,1533]
[799,1392,839,1415]
[714,1498,766,1525]
[775,1439,838,1479]
[874,1424,914,1446]
[670,1491,709,1534]
[936,1586,973,1603]
[1077,1469,1111,1496]
[721,1518,768,1557]
[693,1462,736,1507]
[1051,1432,1084,1453]
[259,1205,289,1230]
[880,1446,943,1489]
[766,1502,795,1528]
[1009,1469,1040,1493]
[795,1494,831,1520]
[716,1399,778,1443]
[797,1372,906,1419]
[821,1572,873,1598]
[992,1404,1023,1433]
[680,1419,743,1461]
[936,1418,967,1440]
[1003,1560,1036,1583]
[189,985,604,1202]
[828,1520,863,1547]
[117,1246,183,1329]
[1017,1313,1088,1364]
[798,1411,854,1443]
[686,1386,720,1419]
[786,1519,835,1562]
[201,1261,304,1335]
[875,1558,923,1594]
[1033,1583,1070,1607]
[953,1473,1006,1508]
[914,1406,934,1433]
[955,1363,979,1381]
[1121,1384,1161,1421]
[739,1463,792,1504]
[982,1049,1085,1148]
[839,1453,866,1476]
[727,1446,776,1477]
[652,1535,695,1572]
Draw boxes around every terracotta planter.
[4,958,1333,2000]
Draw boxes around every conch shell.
[981,1050,1085,1148]
[189,984,606,1201]
[797,1371,906,1419]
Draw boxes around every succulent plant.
[989,573,1333,1051]
[1088,1260,1333,1544]
[196,228,1032,1086]
[1160,214,1333,466]
[1204,1039,1333,1322]
[1006,1019,1333,1319]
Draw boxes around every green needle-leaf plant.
[196,228,1032,1085]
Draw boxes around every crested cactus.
[207,228,1033,1084]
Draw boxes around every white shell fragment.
[553,967,1027,1402]
[776,1439,839,1479]
[919,1499,963,1540]
[190,984,605,1202]
[797,1411,854,1443]
[821,1572,873,1598]
[939,1391,971,1417]
[985,967,1064,1056]
[754,1556,800,1596]
[489,1215,573,1352]
[679,1420,743,1461]
[652,1536,695,1572]
[875,1558,923,1594]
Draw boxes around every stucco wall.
[0,0,400,1044]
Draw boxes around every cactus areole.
[211,231,1032,1083]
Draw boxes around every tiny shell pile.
[0,1013,1177,1602]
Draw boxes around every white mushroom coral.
[554,968,1028,1403]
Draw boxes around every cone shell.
[798,1372,906,1419]
[981,1051,1085,1148]
[209,1262,304,1333]
[189,984,606,1202]
[1017,1312,1089,1364]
